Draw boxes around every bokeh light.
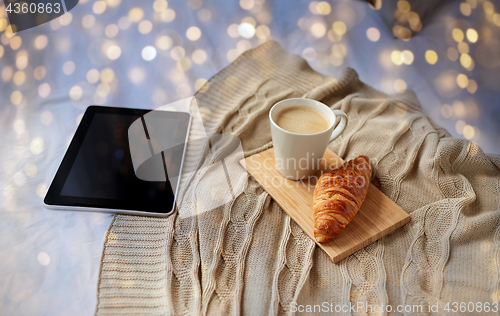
[302,47,317,61]
[38,83,51,98]
[142,46,157,61]
[138,20,153,34]
[457,42,469,54]
[452,28,464,42]
[311,23,326,38]
[106,0,121,7]
[228,24,239,38]
[453,100,466,117]
[170,46,185,60]
[435,69,461,98]
[101,68,115,83]
[93,1,107,14]
[153,0,168,12]
[332,21,347,36]
[128,67,146,84]
[394,79,407,93]
[494,14,500,27]
[34,35,48,50]
[0,17,7,32]
[2,66,13,82]
[51,18,62,31]
[37,252,51,266]
[197,9,212,22]
[105,24,119,38]
[457,73,469,89]
[186,26,201,41]
[329,45,343,59]
[466,28,478,43]
[391,50,403,65]
[30,137,44,155]
[13,119,25,134]
[11,91,23,105]
[192,49,207,64]
[366,27,380,42]
[316,2,331,15]
[393,25,411,40]
[237,40,251,54]
[118,16,131,30]
[256,25,271,39]
[242,17,256,27]
[397,0,411,13]
[483,1,494,15]
[177,57,192,71]
[188,0,203,10]
[13,171,26,186]
[455,120,466,134]
[467,79,478,94]
[69,85,83,100]
[25,163,38,178]
[156,35,173,50]
[34,66,46,80]
[460,53,472,69]
[56,38,71,54]
[13,71,25,86]
[240,0,254,10]
[152,89,167,105]
[463,125,475,139]
[408,12,422,32]
[63,61,75,75]
[425,50,438,64]
[16,51,28,70]
[40,111,53,125]
[107,45,122,60]
[447,47,459,61]
[460,3,472,16]
[36,183,48,198]
[238,23,256,38]
[87,69,100,83]
[10,36,22,50]
[401,50,414,65]
[129,7,144,23]
[82,15,96,28]
[161,9,176,22]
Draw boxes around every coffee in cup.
[274,106,330,135]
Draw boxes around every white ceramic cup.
[269,98,348,180]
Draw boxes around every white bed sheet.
[0,0,498,314]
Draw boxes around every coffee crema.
[275,106,330,134]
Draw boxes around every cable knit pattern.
[96,41,500,315]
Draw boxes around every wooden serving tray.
[240,148,410,263]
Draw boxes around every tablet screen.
[44,106,190,214]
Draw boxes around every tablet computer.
[44,106,191,217]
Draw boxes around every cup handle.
[329,110,348,142]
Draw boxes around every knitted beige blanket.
[95,41,500,315]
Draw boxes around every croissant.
[313,155,372,243]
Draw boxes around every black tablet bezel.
[44,105,190,215]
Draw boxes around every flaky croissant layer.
[313,155,372,243]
